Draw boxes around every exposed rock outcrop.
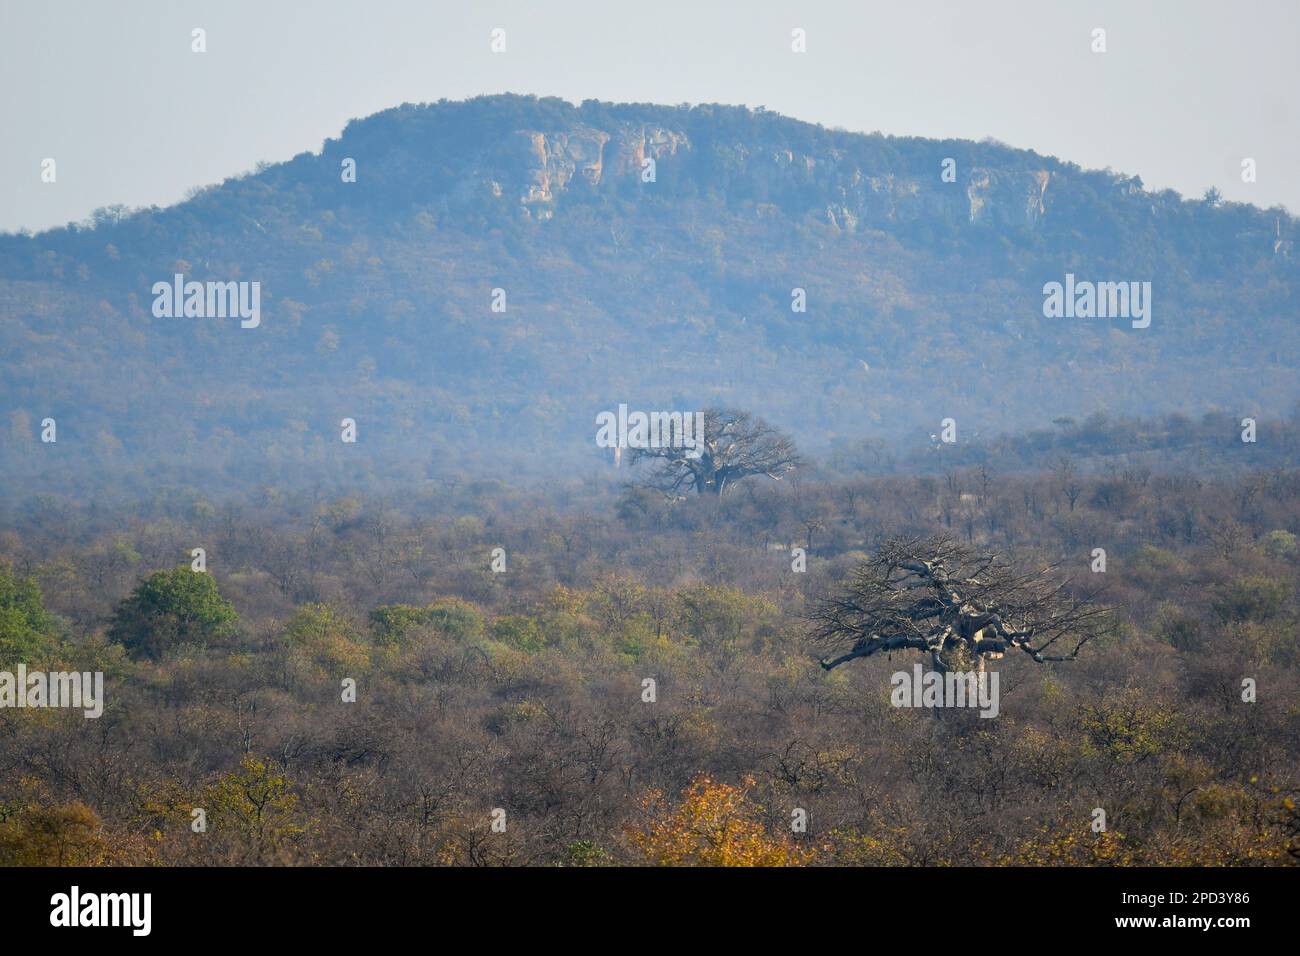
[967,168,1050,227]
[512,126,611,208]
[492,117,1050,234]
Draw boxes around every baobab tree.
[629,407,800,497]
[811,537,1109,673]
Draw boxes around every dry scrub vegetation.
[1,463,1298,866]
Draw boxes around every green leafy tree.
[425,599,484,641]
[0,561,57,663]
[1212,576,1290,624]
[107,566,238,659]
[368,600,486,646]
[490,614,546,652]
[368,604,435,646]
[285,602,358,645]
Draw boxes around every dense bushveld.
[1,459,1299,866]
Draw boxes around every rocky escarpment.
[310,98,1084,236]
[499,124,688,219]
[491,117,1051,232]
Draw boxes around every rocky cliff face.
[493,116,1051,232]
[967,168,1051,227]
[503,124,689,219]
[511,127,609,209]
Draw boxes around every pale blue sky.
[2,0,1297,232]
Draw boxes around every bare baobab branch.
[809,536,1111,673]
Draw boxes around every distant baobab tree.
[629,407,801,497]
[811,537,1109,673]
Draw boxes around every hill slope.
[1,94,1296,498]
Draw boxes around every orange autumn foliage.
[628,774,815,867]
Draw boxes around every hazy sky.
[2,0,1297,233]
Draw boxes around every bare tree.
[811,536,1109,673]
[628,407,800,497]
[1052,456,1083,513]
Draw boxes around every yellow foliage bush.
[628,774,815,867]
[0,800,110,866]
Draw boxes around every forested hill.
[1,93,1296,498]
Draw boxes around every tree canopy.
[629,407,801,497]
[0,561,57,663]
[107,566,239,660]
